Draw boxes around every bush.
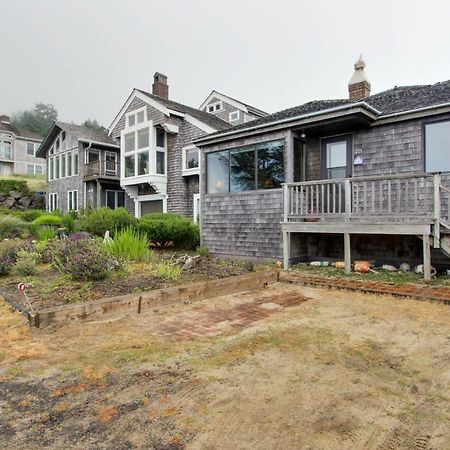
[0,240,30,275]
[14,250,39,276]
[138,214,200,249]
[107,228,149,262]
[37,226,56,241]
[61,214,76,232]
[20,209,46,222]
[51,237,117,280]
[154,262,182,280]
[0,216,29,239]
[80,208,137,237]
[196,245,209,257]
[30,214,62,234]
[0,179,28,194]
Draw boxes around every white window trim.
[125,106,148,131]
[229,110,240,122]
[182,144,200,176]
[136,194,167,218]
[49,193,58,212]
[207,101,223,113]
[193,193,200,224]
[68,190,78,212]
[27,142,36,156]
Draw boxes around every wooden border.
[28,270,279,328]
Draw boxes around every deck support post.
[344,233,351,274]
[96,180,101,208]
[433,173,441,248]
[423,234,431,282]
[283,230,290,270]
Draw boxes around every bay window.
[206,139,284,194]
[125,154,136,177]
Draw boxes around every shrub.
[20,209,46,222]
[196,245,209,257]
[154,262,182,280]
[61,214,76,232]
[14,250,39,276]
[30,214,62,234]
[107,228,149,262]
[80,208,137,237]
[0,179,28,194]
[51,237,117,280]
[138,214,200,249]
[0,216,29,239]
[0,240,30,275]
[37,226,56,241]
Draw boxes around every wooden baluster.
[355,183,359,214]
[405,179,409,213]
[321,184,324,215]
[388,180,391,213]
[327,183,330,214]
[371,181,375,214]
[338,182,342,213]
[379,180,383,213]
[316,184,319,215]
[300,186,304,215]
[332,183,336,214]
[363,181,367,213]
[397,179,401,213]
[310,185,314,214]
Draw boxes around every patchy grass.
[0,175,46,192]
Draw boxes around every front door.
[321,135,352,179]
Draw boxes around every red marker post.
[17,282,34,312]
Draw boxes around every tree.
[12,103,58,137]
[82,119,105,131]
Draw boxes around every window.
[55,156,60,179]
[27,164,43,175]
[61,131,66,142]
[55,136,60,151]
[425,120,450,172]
[136,110,145,124]
[138,128,149,149]
[73,150,79,175]
[27,142,35,155]
[229,111,240,122]
[67,152,72,177]
[49,193,58,212]
[35,165,43,175]
[27,164,34,175]
[61,153,66,178]
[207,101,223,113]
[125,133,135,152]
[106,190,125,209]
[138,151,149,175]
[0,140,12,160]
[49,158,54,181]
[156,128,165,148]
[183,145,199,175]
[206,140,285,194]
[68,190,78,211]
[125,154,135,177]
[156,151,165,175]
[128,115,136,127]
[126,107,147,128]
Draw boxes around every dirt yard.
[1,283,449,449]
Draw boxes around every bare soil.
[1,283,449,449]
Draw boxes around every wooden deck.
[281,172,450,280]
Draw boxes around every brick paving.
[154,291,309,340]
[280,272,450,305]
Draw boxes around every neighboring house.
[195,57,450,279]
[36,122,123,214]
[199,90,268,125]
[0,115,45,176]
[109,72,229,219]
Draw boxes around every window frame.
[207,101,223,113]
[182,145,200,176]
[48,193,58,212]
[106,190,125,209]
[26,142,36,156]
[229,111,240,122]
[68,190,78,212]
[423,119,450,173]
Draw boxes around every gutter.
[195,101,381,145]
[374,102,450,121]
[78,138,119,148]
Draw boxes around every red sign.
[17,282,27,293]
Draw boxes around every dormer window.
[207,101,223,113]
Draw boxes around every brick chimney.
[0,115,11,124]
[348,55,371,100]
[152,72,169,99]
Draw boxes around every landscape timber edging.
[27,269,280,328]
[279,271,450,305]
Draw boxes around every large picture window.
[206,140,284,194]
[425,120,450,172]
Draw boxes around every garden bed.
[0,251,260,311]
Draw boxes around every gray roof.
[199,80,450,141]
[0,116,43,141]
[36,121,118,157]
[136,89,230,131]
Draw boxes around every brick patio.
[280,272,450,305]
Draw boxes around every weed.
[107,227,149,262]
[196,245,209,257]
[154,262,182,280]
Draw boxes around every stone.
[0,193,5,202]
[9,190,22,199]
[3,196,15,208]
[243,261,254,272]
[19,196,31,208]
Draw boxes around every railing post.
[433,173,441,248]
[344,179,351,221]
[283,184,289,222]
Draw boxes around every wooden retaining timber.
[28,270,279,328]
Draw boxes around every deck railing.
[84,160,120,178]
[283,173,450,225]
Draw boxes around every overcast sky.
[1,0,449,127]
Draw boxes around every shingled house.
[0,115,44,176]
[37,122,123,213]
[195,57,450,279]
[109,73,230,219]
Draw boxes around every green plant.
[196,245,209,257]
[61,214,76,232]
[30,214,62,234]
[79,208,137,237]
[14,250,39,276]
[107,228,149,262]
[19,209,46,222]
[37,226,56,241]
[0,216,29,239]
[138,214,200,249]
[51,235,117,280]
[154,262,182,280]
[0,240,30,275]
[0,179,28,194]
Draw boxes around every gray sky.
[1,0,449,127]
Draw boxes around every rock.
[19,196,31,208]
[3,196,15,208]
[410,384,419,394]
[243,261,254,272]
[31,192,45,209]
[0,193,5,202]
[9,190,22,199]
